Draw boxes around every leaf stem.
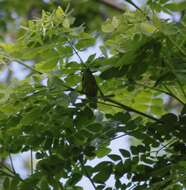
[0,170,16,178]
[155,139,177,157]
[162,84,185,104]
[135,81,184,105]
[166,36,186,57]
[100,97,163,123]
[125,0,150,20]
[79,157,97,190]
[8,153,16,175]
[62,34,86,67]
[30,149,33,175]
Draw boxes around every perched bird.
[82,67,98,108]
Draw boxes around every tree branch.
[30,149,33,175]
[8,153,16,175]
[101,97,164,123]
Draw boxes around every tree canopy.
[0,0,186,189]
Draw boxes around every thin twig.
[15,59,42,74]
[125,0,141,11]
[0,166,24,182]
[163,55,186,99]
[162,84,185,104]
[79,157,97,190]
[135,81,184,105]
[111,134,128,140]
[0,53,42,75]
[111,127,144,141]
[63,35,85,66]
[0,164,15,175]
[30,149,33,175]
[101,97,163,123]
[0,170,15,178]
[8,153,16,174]
[155,139,177,157]
[166,36,186,57]
[125,0,150,20]
[177,80,186,99]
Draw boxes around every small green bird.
[82,68,98,108]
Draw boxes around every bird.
[82,67,98,108]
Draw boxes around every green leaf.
[10,177,20,190]
[55,6,65,17]
[161,113,177,125]
[93,170,111,184]
[96,147,111,158]
[102,22,115,33]
[108,154,121,161]
[113,112,131,123]
[3,177,10,190]
[94,161,113,172]
[76,106,94,127]
[140,22,157,34]
[35,56,58,72]
[102,16,119,33]
[87,123,103,133]
[21,107,42,125]
[66,173,82,186]
[119,149,130,158]
[39,177,50,190]
[93,161,113,184]
[164,2,186,11]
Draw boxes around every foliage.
[0,0,186,190]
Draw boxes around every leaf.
[140,22,157,34]
[113,112,131,123]
[66,173,82,186]
[161,113,177,125]
[119,149,130,158]
[35,56,58,72]
[76,106,94,127]
[93,171,111,184]
[55,6,65,17]
[39,177,50,190]
[130,146,139,155]
[112,16,119,28]
[76,38,95,50]
[94,161,113,172]
[87,123,103,133]
[63,18,70,28]
[9,176,20,190]
[3,177,10,190]
[164,2,186,11]
[114,161,126,178]
[181,104,186,115]
[96,147,111,158]
[21,107,42,125]
[87,54,96,63]
[19,174,40,190]
[108,154,121,161]
[102,17,119,33]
